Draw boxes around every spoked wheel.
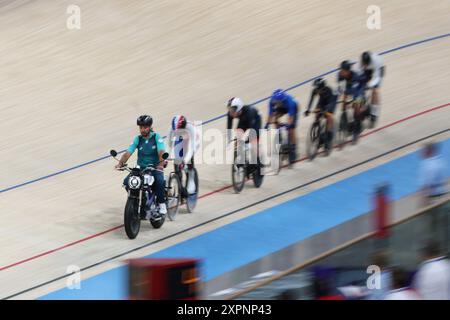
[124,198,141,239]
[232,162,246,193]
[231,142,246,193]
[306,122,321,160]
[166,173,181,221]
[186,168,199,213]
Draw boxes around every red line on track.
[1,102,449,273]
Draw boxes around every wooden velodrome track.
[0,0,449,299]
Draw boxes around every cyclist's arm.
[287,115,295,129]
[227,112,233,142]
[183,124,196,164]
[167,130,175,156]
[266,101,276,127]
[337,75,348,102]
[118,152,132,167]
[341,91,348,108]
[154,133,167,166]
[306,90,316,112]
[287,100,298,129]
[118,136,139,166]
[367,56,381,88]
[337,73,346,96]
[367,69,380,88]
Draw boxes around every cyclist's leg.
[187,156,195,170]
[324,97,337,150]
[246,126,260,172]
[288,113,298,164]
[352,96,364,143]
[123,174,131,192]
[369,71,383,122]
[254,117,264,167]
[234,128,246,166]
[370,87,380,125]
[186,156,196,194]
[324,112,334,151]
[151,170,166,206]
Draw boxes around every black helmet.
[340,60,352,71]
[313,78,326,90]
[137,115,153,127]
[361,51,371,66]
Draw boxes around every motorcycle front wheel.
[124,198,141,239]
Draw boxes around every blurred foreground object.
[418,142,448,205]
[128,258,201,300]
[384,267,421,300]
[411,242,450,300]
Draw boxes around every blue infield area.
[40,138,450,299]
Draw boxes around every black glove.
[304,110,310,117]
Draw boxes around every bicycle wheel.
[231,144,246,193]
[167,173,181,221]
[306,122,320,160]
[186,168,199,213]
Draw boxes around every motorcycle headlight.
[143,174,154,186]
[128,176,141,189]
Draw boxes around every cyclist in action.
[227,97,262,172]
[115,115,168,215]
[167,115,200,195]
[265,89,299,164]
[360,51,385,127]
[337,60,369,143]
[304,78,338,155]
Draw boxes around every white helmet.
[227,97,244,113]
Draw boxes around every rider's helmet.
[340,60,352,71]
[313,78,326,90]
[171,115,187,130]
[271,89,287,103]
[361,51,371,66]
[137,115,153,127]
[227,97,244,113]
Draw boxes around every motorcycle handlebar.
[115,164,164,173]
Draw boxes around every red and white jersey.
[168,121,200,163]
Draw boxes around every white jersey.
[417,155,448,197]
[384,288,421,300]
[359,52,385,88]
[412,257,450,300]
[167,122,200,164]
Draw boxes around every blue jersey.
[268,94,298,117]
[337,71,367,98]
